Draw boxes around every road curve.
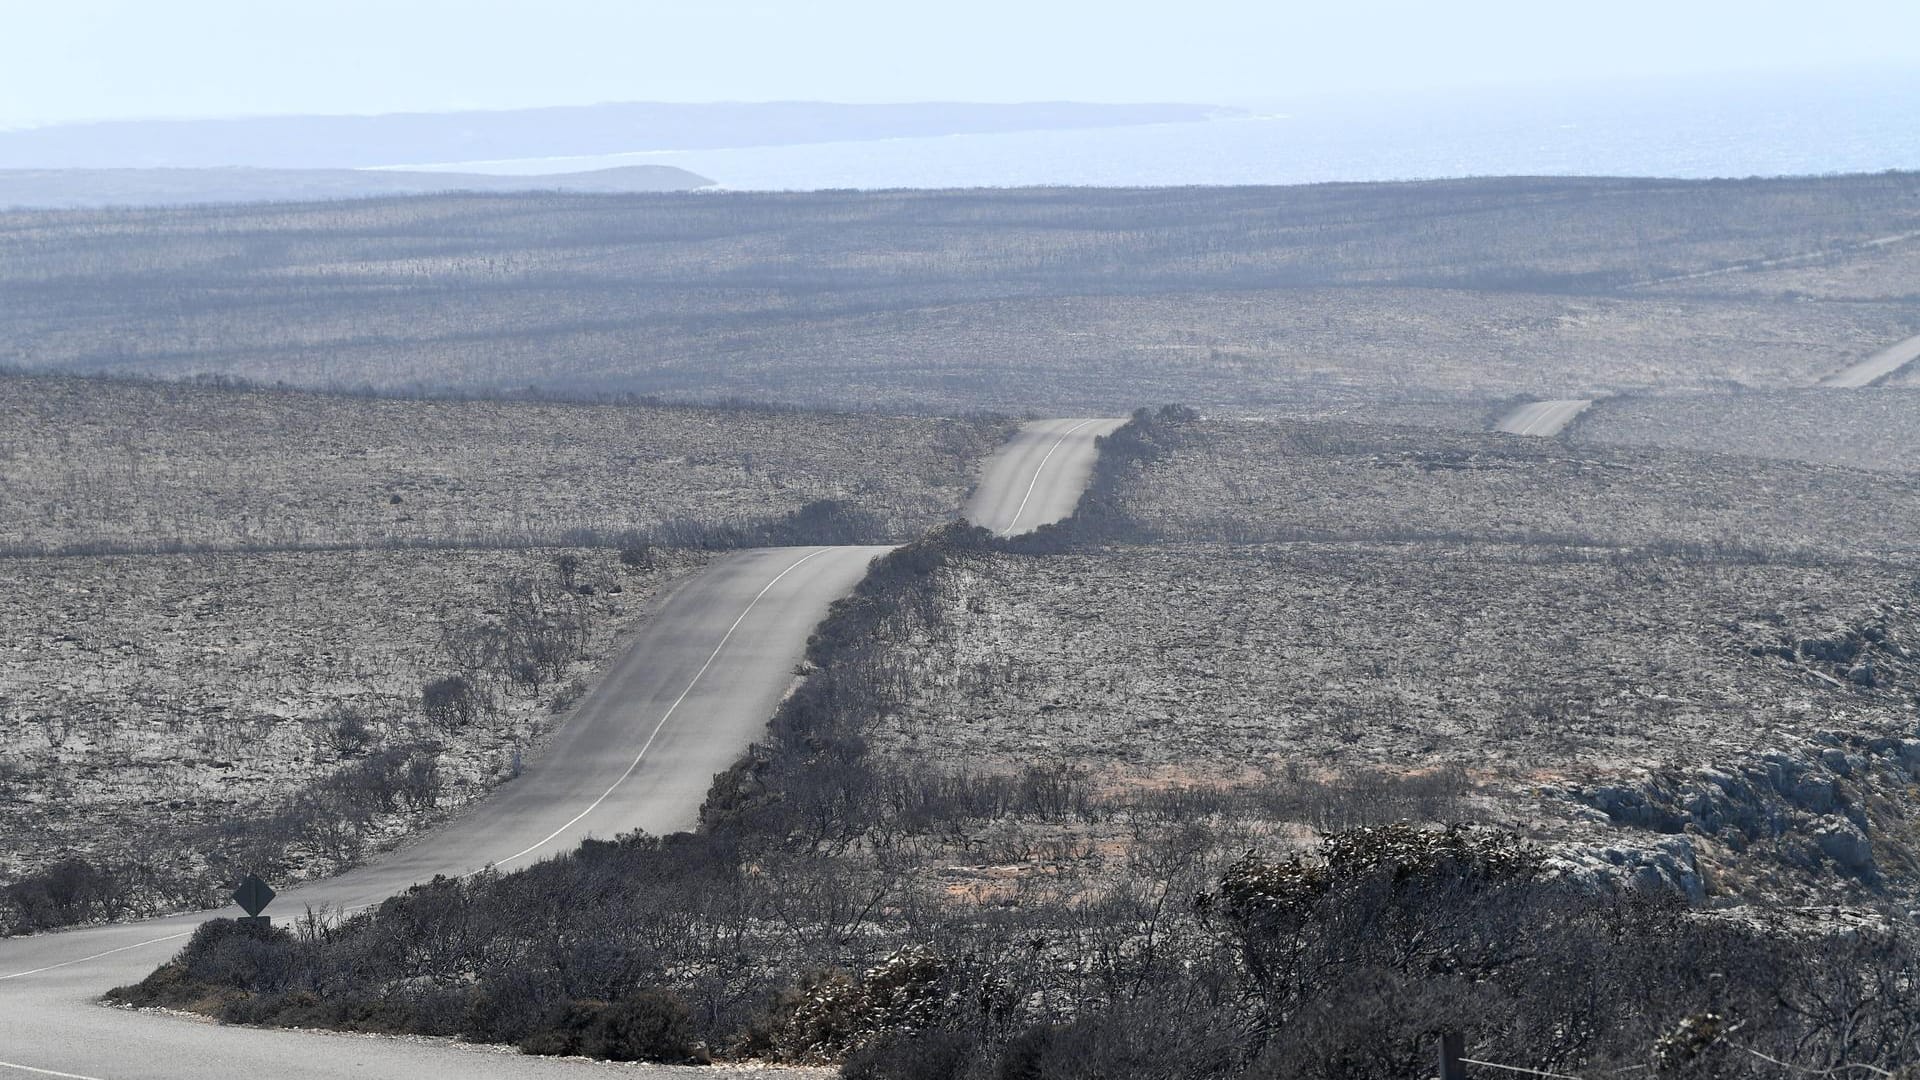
[0,545,887,1080]
[1493,399,1593,437]
[964,417,1128,535]
[1820,332,1920,388]
[1,416,1121,1079]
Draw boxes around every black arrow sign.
[232,874,275,917]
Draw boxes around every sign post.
[1438,1032,1466,1080]
[232,874,276,927]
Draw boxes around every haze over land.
[0,165,713,209]
[0,102,1227,170]
[6,174,1915,417]
[385,72,1920,190]
[9,2,1920,1077]
[4,75,1917,195]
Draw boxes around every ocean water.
[413,70,1920,190]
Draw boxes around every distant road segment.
[1493,399,1594,437]
[1820,332,1920,388]
[964,417,1128,534]
[1502,330,1919,445]
[1627,229,1920,290]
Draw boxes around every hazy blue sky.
[4,0,1919,128]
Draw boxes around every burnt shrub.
[991,1007,1243,1080]
[460,967,553,1045]
[1,856,125,931]
[519,998,607,1057]
[420,675,479,731]
[843,1027,981,1080]
[170,917,301,993]
[585,990,702,1063]
[107,917,301,1011]
[761,947,952,1062]
[517,991,699,1063]
[401,752,441,810]
[651,498,893,549]
[1185,825,1833,1078]
[321,706,374,756]
[754,499,888,547]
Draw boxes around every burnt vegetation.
[111,529,1920,1076]
[4,175,1918,410]
[0,371,1012,554]
[22,173,1920,1077]
[0,368,1012,937]
[0,548,690,936]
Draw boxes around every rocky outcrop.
[1750,619,1914,694]
[1549,837,1706,904]
[1571,730,1920,889]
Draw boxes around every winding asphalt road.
[0,421,1118,1079]
[964,418,1128,535]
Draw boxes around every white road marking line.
[0,930,193,982]
[480,546,835,871]
[1002,419,1099,536]
[0,1057,110,1079]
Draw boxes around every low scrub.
[1089,412,1920,563]
[0,546,706,936]
[0,371,1012,553]
[112,530,1920,1075]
